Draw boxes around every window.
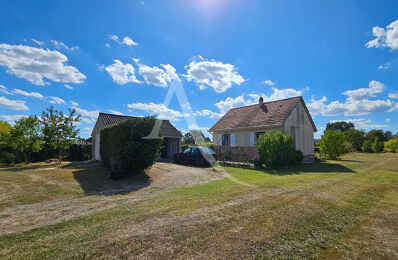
[255,131,265,142]
[183,148,192,154]
[191,148,201,154]
[221,133,229,146]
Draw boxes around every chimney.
[259,97,264,106]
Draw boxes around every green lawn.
[0,153,397,259]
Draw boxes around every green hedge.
[256,131,301,168]
[100,117,163,176]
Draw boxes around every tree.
[344,129,365,151]
[366,129,386,142]
[384,138,398,153]
[0,120,12,144]
[183,130,205,145]
[41,106,81,163]
[10,116,42,163]
[384,131,393,141]
[361,140,373,153]
[372,137,384,156]
[319,131,346,160]
[325,121,354,132]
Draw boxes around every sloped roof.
[209,96,317,132]
[95,113,182,138]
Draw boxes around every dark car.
[174,146,217,166]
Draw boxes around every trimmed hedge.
[100,117,163,177]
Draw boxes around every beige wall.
[283,101,315,156]
[91,118,105,161]
[212,101,315,157]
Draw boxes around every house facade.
[209,96,317,161]
[91,113,182,161]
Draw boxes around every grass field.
[0,153,397,259]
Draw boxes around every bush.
[361,140,373,153]
[292,150,303,164]
[100,117,163,177]
[384,138,398,153]
[372,137,384,155]
[319,131,346,160]
[256,131,298,168]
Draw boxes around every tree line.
[0,106,82,164]
[319,121,398,159]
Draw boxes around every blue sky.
[0,0,397,138]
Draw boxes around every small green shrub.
[319,130,346,160]
[292,149,303,164]
[100,117,163,177]
[256,131,297,168]
[361,140,373,153]
[384,138,398,153]
[372,137,384,155]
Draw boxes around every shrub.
[256,131,297,168]
[319,130,346,160]
[384,138,398,153]
[100,117,163,177]
[361,140,373,153]
[372,137,384,155]
[292,149,303,164]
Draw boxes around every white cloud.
[366,19,398,50]
[388,93,398,99]
[0,85,13,95]
[378,62,391,70]
[104,59,141,85]
[307,81,398,116]
[12,88,44,99]
[64,84,74,90]
[343,80,385,100]
[109,34,138,46]
[331,118,388,130]
[122,36,138,46]
[137,62,179,87]
[0,96,28,110]
[105,43,110,48]
[0,43,86,86]
[184,56,245,93]
[194,109,222,119]
[51,40,79,51]
[48,96,66,104]
[70,101,79,107]
[263,80,275,86]
[31,39,44,46]
[386,118,391,122]
[0,114,26,124]
[71,103,99,123]
[108,109,123,115]
[127,102,183,121]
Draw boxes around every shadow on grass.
[62,162,151,196]
[266,162,356,175]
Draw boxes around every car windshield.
[199,147,215,154]
[183,148,191,153]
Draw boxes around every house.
[209,96,317,161]
[91,113,183,161]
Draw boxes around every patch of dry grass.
[0,153,397,259]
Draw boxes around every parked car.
[173,146,217,166]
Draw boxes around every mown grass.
[0,153,397,259]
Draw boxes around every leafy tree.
[344,129,365,151]
[384,131,393,141]
[366,129,386,142]
[319,130,346,160]
[0,120,12,144]
[361,140,373,153]
[183,130,206,145]
[10,116,42,163]
[41,106,81,163]
[372,137,384,156]
[384,138,398,153]
[325,121,354,132]
[256,131,298,168]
